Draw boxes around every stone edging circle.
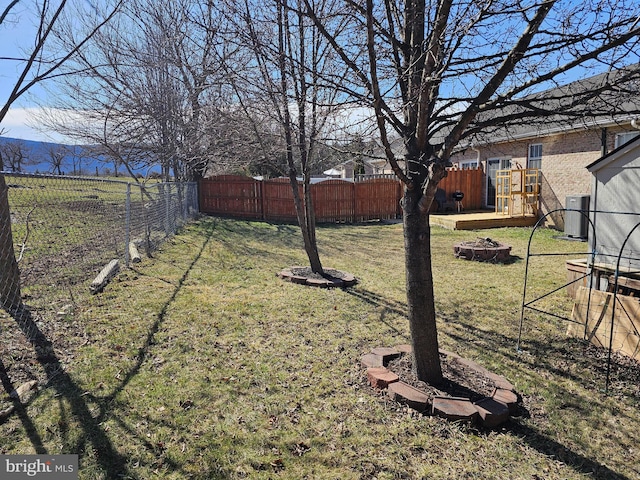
[453,241,512,263]
[362,345,521,428]
[277,266,358,288]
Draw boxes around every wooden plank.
[569,286,640,359]
[355,178,400,221]
[430,212,537,230]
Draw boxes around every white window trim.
[486,157,511,207]
[460,159,479,169]
[528,143,542,169]
[615,131,640,149]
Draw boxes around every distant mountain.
[0,136,159,176]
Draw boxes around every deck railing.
[495,168,540,217]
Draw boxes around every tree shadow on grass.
[443,315,637,480]
[1,220,221,478]
[102,222,215,403]
[0,356,47,454]
[344,288,636,480]
[344,287,409,339]
[5,305,129,478]
[509,421,633,480]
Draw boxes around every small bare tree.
[43,144,67,175]
[227,0,352,274]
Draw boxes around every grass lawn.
[1,216,639,479]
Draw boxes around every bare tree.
[305,0,640,383]
[43,144,67,174]
[227,0,352,274]
[0,139,32,172]
[0,0,123,311]
[40,0,239,182]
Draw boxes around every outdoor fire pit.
[453,237,512,263]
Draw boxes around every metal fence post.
[165,182,171,237]
[125,183,131,266]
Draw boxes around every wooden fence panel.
[263,178,298,222]
[355,178,402,221]
[199,175,262,218]
[312,180,356,222]
[199,168,484,222]
[438,167,483,210]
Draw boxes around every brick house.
[450,67,640,229]
[326,137,405,180]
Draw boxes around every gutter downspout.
[471,145,483,206]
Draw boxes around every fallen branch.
[1,380,39,421]
[129,242,141,264]
[90,259,120,293]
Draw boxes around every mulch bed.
[386,352,495,403]
[277,266,357,288]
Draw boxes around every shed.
[586,134,640,270]
[566,134,640,361]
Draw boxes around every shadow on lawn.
[445,316,638,480]
[1,220,220,478]
[3,305,129,478]
[345,287,409,338]
[344,287,636,479]
[510,422,633,480]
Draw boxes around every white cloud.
[1,107,73,143]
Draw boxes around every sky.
[0,3,67,143]
[2,0,638,145]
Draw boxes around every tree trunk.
[0,173,22,312]
[402,184,443,385]
[288,173,323,274]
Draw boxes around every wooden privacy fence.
[437,167,483,211]
[199,168,483,223]
[199,176,401,222]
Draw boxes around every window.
[528,143,542,170]
[615,131,640,148]
[460,160,478,170]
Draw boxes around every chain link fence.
[1,173,198,314]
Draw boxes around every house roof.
[467,64,640,145]
[586,132,640,172]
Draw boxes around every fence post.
[165,183,171,237]
[125,183,131,266]
[352,181,356,223]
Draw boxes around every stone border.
[277,266,358,288]
[453,241,512,263]
[362,345,520,428]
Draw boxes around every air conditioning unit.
[565,195,590,239]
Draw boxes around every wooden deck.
[429,211,539,230]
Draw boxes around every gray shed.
[587,134,640,270]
